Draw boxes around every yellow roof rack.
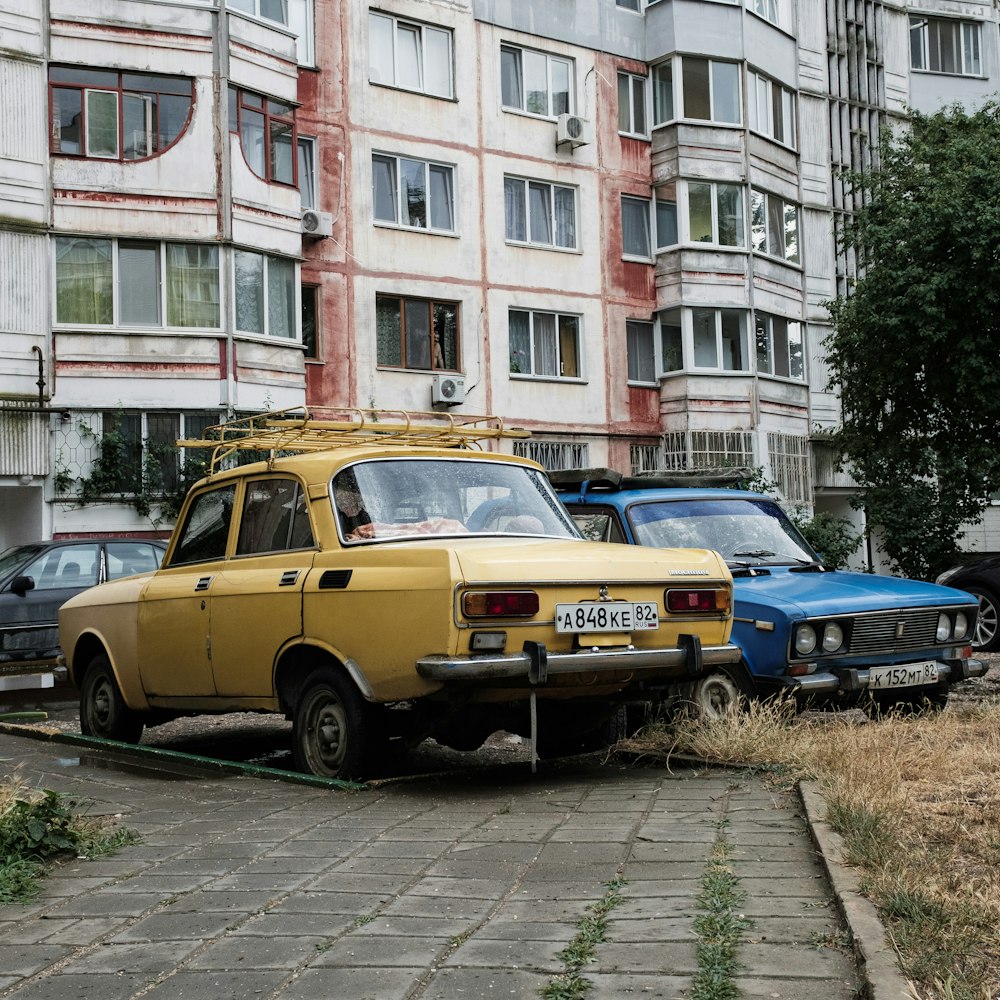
[178,407,531,476]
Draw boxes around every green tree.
[825,102,1000,580]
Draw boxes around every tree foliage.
[825,102,1000,580]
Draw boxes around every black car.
[936,556,1000,651]
[0,537,166,676]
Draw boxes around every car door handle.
[194,576,213,592]
[279,570,300,587]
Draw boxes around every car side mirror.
[11,575,35,597]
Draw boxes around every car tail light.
[463,590,539,618]
[665,588,731,613]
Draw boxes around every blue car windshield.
[628,498,818,566]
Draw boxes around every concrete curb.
[799,780,915,1000]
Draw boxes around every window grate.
[514,440,590,471]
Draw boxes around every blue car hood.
[734,568,976,618]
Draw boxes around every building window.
[910,15,981,75]
[692,308,748,371]
[627,320,656,383]
[652,61,673,125]
[616,0,641,9]
[767,432,810,504]
[617,71,648,137]
[513,439,590,470]
[509,309,580,378]
[683,58,741,124]
[372,153,455,232]
[504,177,576,249]
[748,71,796,148]
[369,11,454,99]
[55,237,220,328]
[688,182,745,248]
[298,136,316,210]
[49,67,193,161]
[749,0,781,27]
[228,87,296,186]
[301,284,319,359]
[500,44,572,117]
[750,190,800,263]
[376,294,460,371]
[755,313,804,380]
[234,250,296,339]
[622,192,679,258]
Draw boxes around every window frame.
[685,180,746,249]
[617,70,649,138]
[368,10,455,99]
[228,86,298,187]
[504,175,578,250]
[233,248,299,340]
[650,56,742,127]
[301,283,320,359]
[49,66,194,162]
[371,152,457,234]
[54,236,222,330]
[375,293,461,372]
[297,135,317,210]
[750,189,800,264]
[909,14,982,76]
[754,312,805,380]
[508,308,583,380]
[500,43,574,118]
[626,319,657,385]
[747,70,796,149]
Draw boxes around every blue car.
[552,469,986,717]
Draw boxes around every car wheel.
[686,671,744,721]
[79,653,144,744]
[967,586,1000,651]
[292,667,372,780]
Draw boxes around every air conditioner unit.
[431,374,466,406]
[301,209,333,238]
[556,113,592,149]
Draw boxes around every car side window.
[571,510,627,544]
[236,478,315,555]
[105,542,164,580]
[19,544,101,589]
[171,485,237,565]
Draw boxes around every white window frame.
[909,15,981,76]
[748,0,783,28]
[369,11,454,98]
[297,135,317,210]
[233,249,299,340]
[750,189,800,264]
[626,319,657,384]
[689,307,750,373]
[684,181,746,248]
[617,70,649,138]
[622,191,680,260]
[504,176,578,250]
[371,153,457,234]
[500,43,574,118]
[747,70,796,148]
[754,312,805,380]
[615,0,642,10]
[54,237,222,330]
[508,308,583,380]
[681,56,742,125]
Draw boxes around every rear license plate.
[555,602,659,633]
[869,661,939,690]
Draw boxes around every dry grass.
[622,697,1000,1000]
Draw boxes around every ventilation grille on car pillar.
[318,570,353,589]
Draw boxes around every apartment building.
[1,0,997,552]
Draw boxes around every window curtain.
[429,164,454,231]
[424,28,452,98]
[655,196,678,248]
[267,255,296,339]
[404,298,431,369]
[528,182,552,244]
[56,237,113,324]
[433,303,458,370]
[692,309,718,367]
[617,74,632,133]
[372,155,398,223]
[504,178,527,241]
[399,157,426,228]
[500,47,523,109]
[240,108,266,177]
[167,244,219,328]
[559,315,579,377]
[755,315,773,374]
[767,196,784,257]
[508,309,531,373]
[119,241,160,325]
[234,250,264,334]
[621,197,651,256]
[716,185,744,247]
[533,312,558,377]
[554,187,575,248]
[627,321,655,382]
[368,13,395,85]
[376,296,403,366]
[783,202,799,263]
[270,119,294,184]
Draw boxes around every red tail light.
[665,588,731,613]
[463,590,540,618]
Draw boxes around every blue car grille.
[847,609,942,654]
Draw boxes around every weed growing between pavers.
[539,875,628,1000]
[690,819,751,1000]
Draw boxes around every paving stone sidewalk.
[0,729,863,999]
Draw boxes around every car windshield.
[334,459,581,543]
[0,544,45,582]
[628,498,819,566]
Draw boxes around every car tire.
[685,670,746,721]
[79,653,144,744]
[966,585,1000,652]
[292,667,373,780]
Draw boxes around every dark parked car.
[0,537,165,677]
[936,556,1000,651]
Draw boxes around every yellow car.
[60,409,738,779]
